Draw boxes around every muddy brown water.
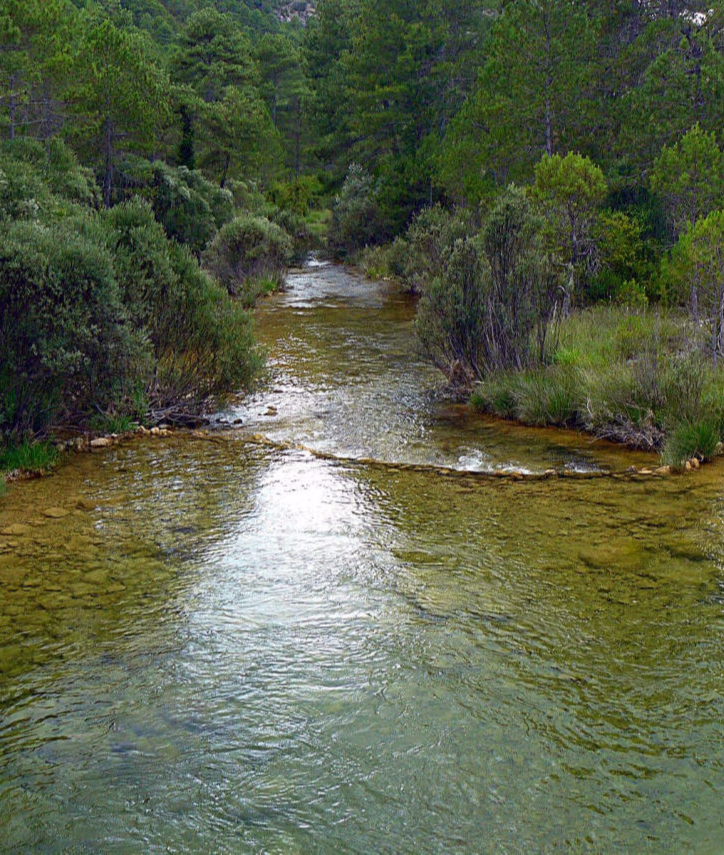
[1,260,724,852]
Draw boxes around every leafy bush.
[203,213,293,299]
[0,139,98,223]
[0,219,136,439]
[532,152,607,301]
[269,175,323,216]
[104,200,263,410]
[416,237,487,389]
[328,164,382,258]
[418,186,561,387]
[591,210,656,303]
[651,124,724,239]
[665,210,724,359]
[116,156,234,253]
[481,185,561,368]
[0,197,263,439]
[400,204,472,293]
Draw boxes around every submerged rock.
[90,437,113,449]
[1,524,32,536]
[42,508,70,519]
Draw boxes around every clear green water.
[2,262,724,853]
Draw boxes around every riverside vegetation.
[4,0,724,477]
[353,134,724,468]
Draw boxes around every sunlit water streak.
[1,261,724,852]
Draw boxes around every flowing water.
[2,261,724,853]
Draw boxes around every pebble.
[90,437,113,448]
[1,524,31,536]
[42,508,69,519]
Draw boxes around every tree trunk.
[103,117,113,209]
[219,152,231,188]
[544,17,553,156]
[294,101,302,175]
[9,74,16,141]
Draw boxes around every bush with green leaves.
[416,237,487,389]
[328,164,382,258]
[0,195,263,439]
[531,152,607,301]
[417,187,561,387]
[664,209,724,354]
[116,156,234,253]
[203,213,293,300]
[103,200,263,412]
[591,210,656,304]
[651,124,724,239]
[0,139,98,223]
[0,219,137,439]
[269,175,324,217]
[399,204,473,294]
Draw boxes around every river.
[1,261,724,853]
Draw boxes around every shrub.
[0,219,136,439]
[666,210,724,359]
[116,156,234,253]
[417,187,562,387]
[328,164,382,258]
[401,204,472,293]
[105,201,263,410]
[416,237,487,388]
[591,210,656,304]
[0,139,98,223]
[532,152,607,300]
[203,213,293,299]
[480,185,561,369]
[651,124,724,239]
[269,175,323,217]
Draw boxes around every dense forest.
[3,0,724,470]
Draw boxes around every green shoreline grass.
[0,440,59,484]
[470,307,724,469]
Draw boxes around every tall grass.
[471,305,724,465]
[0,440,59,474]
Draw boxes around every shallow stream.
[2,262,724,852]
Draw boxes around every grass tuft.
[662,420,721,468]
[0,440,59,474]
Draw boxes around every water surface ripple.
[1,262,724,852]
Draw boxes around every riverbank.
[0,424,179,491]
[468,306,724,469]
[360,239,723,470]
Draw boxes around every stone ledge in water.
[42,508,70,519]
